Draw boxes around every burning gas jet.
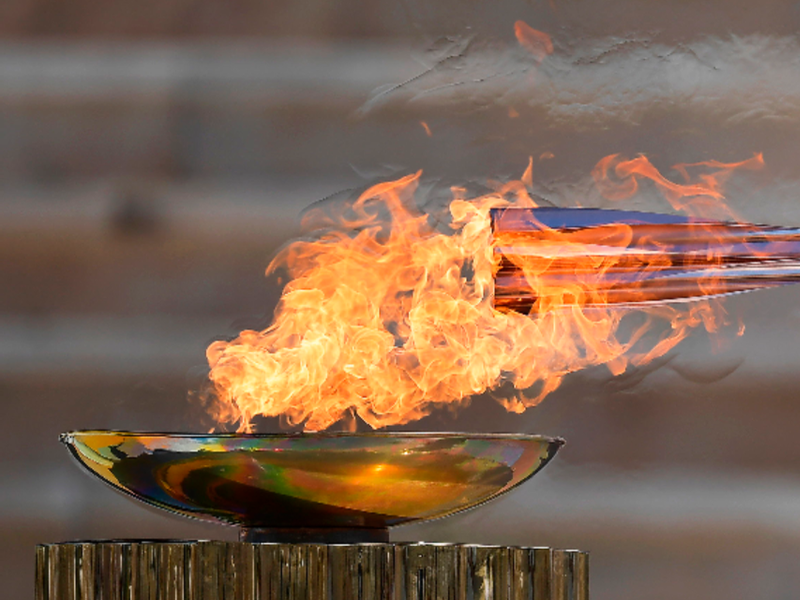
[204,153,797,432]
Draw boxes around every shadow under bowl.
[61,431,564,541]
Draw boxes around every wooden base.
[36,540,588,600]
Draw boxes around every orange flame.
[514,20,554,63]
[592,153,764,218]
[205,154,760,432]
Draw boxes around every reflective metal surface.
[494,207,800,313]
[61,431,563,533]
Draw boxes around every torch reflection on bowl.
[61,431,563,542]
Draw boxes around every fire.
[496,153,780,320]
[514,20,554,63]
[205,154,762,432]
[592,153,764,218]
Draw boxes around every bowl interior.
[61,431,563,530]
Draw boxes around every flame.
[592,153,764,218]
[499,152,767,309]
[514,20,554,63]
[205,154,761,432]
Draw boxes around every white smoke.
[362,33,800,129]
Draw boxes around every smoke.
[362,33,800,130]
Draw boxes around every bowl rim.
[61,429,565,445]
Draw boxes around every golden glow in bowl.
[61,431,564,534]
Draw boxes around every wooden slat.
[36,541,588,600]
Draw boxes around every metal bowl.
[61,431,563,541]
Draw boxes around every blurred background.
[5,0,800,598]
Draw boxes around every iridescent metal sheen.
[60,431,563,536]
